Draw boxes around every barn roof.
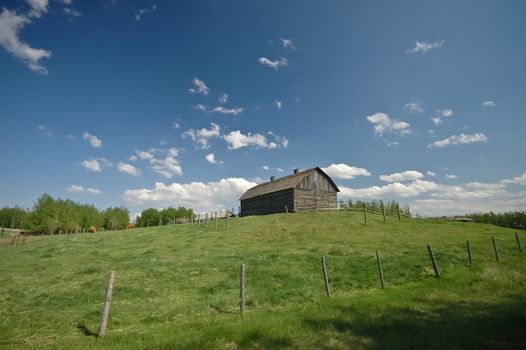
[240,167,340,200]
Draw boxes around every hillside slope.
[1,211,525,349]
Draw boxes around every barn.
[239,167,340,216]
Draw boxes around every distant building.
[240,167,340,216]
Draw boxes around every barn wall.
[297,170,338,193]
[240,189,294,216]
[293,189,337,211]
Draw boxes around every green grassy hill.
[1,211,525,349]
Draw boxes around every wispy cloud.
[431,117,443,126]
[446,174,458,179]
[437,108,453,117]
[189,77,209,96]
[258,56,288,70]
[83,132,102,148]
[406,40,445,54]
[380,170,424,182]
[80,158,112,172]
[212,106,244,116]
[321,163,371,180]
[404,102,424,113]
[428,133,488,148]
[218,94,228,104]
[0,8,52,74]
[67,184,101,195]
[205,153,223,165]
[182,123,221,149]
[262,165,284,172]
[279,38,294,49]
[37,125,53,138]
[193,104,207,112]
[482,100,496,108]
[223,130,288,150]
[117,162,141,176]
[274,99,282,110]
[366,112,411,137]
[427,171,436,177]
[135,4,157,22]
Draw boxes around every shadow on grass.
[238,331,293,349]
[74,321,98,338]
[304,297,526,349]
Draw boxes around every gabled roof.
[240,167,340,200]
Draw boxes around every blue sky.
[1,0,525,217]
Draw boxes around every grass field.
[1,211,525,349]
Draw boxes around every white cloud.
[123,177,257,212]
[262,165,284,172]
[80,158,112,172]
[321,163,371,180]
[189,77,209,96]
[428,133,488,148]
[482,100,496,108]
[437,108,453,117]
[135,4,157,22]
[160,139,167,146]
[380,170,424,182]
[83,132,102,148]
[224,130,288,150]
[205,153,223,165]
[66,134,76,140]
[218,94,228,104]
[258,56,288,70]
[0,8,52,74]
[136,150,154,160]
[67,185,101,195]
[274,99,282,110]
[173,122,181,129]
[427,171,436,177]
[128,155,138,162]
[406,40,445,54]
[26,0,49,18]
[37,124,52,138]
[431,117,443,126]
[404,102,424,113]
[64,7,81,18]
[193,104,207,112]
[387,141,399,147]
[279,38,294,49]
[151,148,182,178]
[212,106,244,116]
[182,123,221,149]
[117,162,141,176]
[500,171,526,185]
[446,174,458,179]
[366,112,412,137]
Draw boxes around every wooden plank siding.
[241,189,294,216]
[240,167,340,216]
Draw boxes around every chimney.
[293,168,299,174]
[270,176,275,181]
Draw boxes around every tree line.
[135,207,194,227]
[468,211,526,228]
[0,194,130,234]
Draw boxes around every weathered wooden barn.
[240,167,340,216]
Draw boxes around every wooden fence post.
[321,256,331,297]
[98,271,115,337]
[215,211,218,229]
[516,232,522,252]
[363,203,367,225]
[492,237,500,262]
[427,245,440,278]
[285,205,289,214]
[397,204,401,222]
[240,264,245,315]
[467,240,473,267]
[376,250,385,288]
[226,211,229,230]
[381,202,386,223]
